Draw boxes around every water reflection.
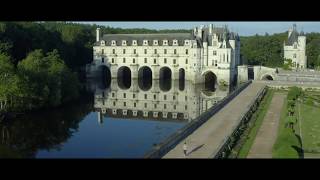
[93,78,229,123]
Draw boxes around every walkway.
[247,93,286,158]
[163,82,266,158]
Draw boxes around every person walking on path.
[183,141,188,157]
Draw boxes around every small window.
[144,58,147,63]
[144,103,147,108]
[144,49,147,54]
[164,104,167,109]
[123,93,126,98]
[112,49,115,54]
[101,49,104,54]
[102,92,105,98]
[133,94,135,98]
[293,54,297,58]
[112,40,116,45]
[101,41,105,46]
[185,49,188,54]
[134,103,136,107]
[102,58,104,63]
[123,49,126,54]
[153,40,158,45]
[154,59,156,64]
[213,51,217,55]
[164,95,167,100]
[164,49,167,54]
[154,94,156,99]
[174,105,176,110]
[185,96,187,101]
[173,95,176,100]
[186,59,188,64]
[144,94,147,99]
[185,105,187,110]
[113,101,116,106]
[112,93,115,97]
[185,40,189,45]
[154,104,157,108]
[122,40,127,46]
[143,40,148,45]
[294,44,297,49]
[163,40,168,45]
[132,40,137,45]
[134,49,136,54]
[112,58,114,63]
[133,58,135,63]
[154,49,157,54]
[123,58,126,63]
[174,49,177,54]
[173,40,178,45]
[124,102,126,107]
[173,59,176,64]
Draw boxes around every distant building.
[87,24,241,87]
[284,24,307,69]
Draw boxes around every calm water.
[0,78,230,158]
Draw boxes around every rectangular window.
[186,59,188,64]
[102,100,105,105]
[123,93,126,98]
[113,101,116,106]
[102,49,104,54]
[164,104,167,109]
[154,59,156,64]
[144,94,147,99]
[154,49,157,54]
[123,58,126,63]
[154,104,157,108]
[164,95,167,100]
[112,58,114,63]
[173,95,176,100]
[112,93,115,97]
[185,96,187,101]
[173,59,176,64]
[164,49,167,54]
[154,94,156,99]
[186,49,188,54]
[174,49,177,54]
[124,102,126,107]
[133,94,135,98]
[144,103,147,108]
[133,58,135,63]
[174,105,176,110]
[144,58,147,63]
[213,51,217,55]
[113,49,115,54]
[164,58,167,64]
[185,105,188,110]
[123,49,126,54]
[134,49,136,54]
[134,103,136,107]
[144,49,147,54]
[102,58,104,63]
[227,54,229,62]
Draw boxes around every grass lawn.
[299,91,320,157]
[237,89,275,158]
[272,92,303,158]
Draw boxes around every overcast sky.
[75,21,320,36]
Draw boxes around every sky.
[75,21,320,36]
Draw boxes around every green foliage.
[283,58,293,70]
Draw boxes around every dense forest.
[0,21,320,112]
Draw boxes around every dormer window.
[163,40,168,46]
[122,40,127,46]
[153,40,158,45]
[100,40,105,46]
[111,40,116,46]
[143,40,149,45]
[184,40,189,46]
[173,40,178,45]
[132,40,137,46]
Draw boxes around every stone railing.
[144,80,252,158]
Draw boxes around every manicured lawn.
[272,96,301,158]
[237,89,274,158]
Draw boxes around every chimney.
[96,28,100,42]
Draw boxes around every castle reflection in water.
[87,77,229,124]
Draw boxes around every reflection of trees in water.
[0,95,93,158]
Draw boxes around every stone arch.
[97,65,111,89]
[202,71,218,91]
[261,74,274,81]
[138,66,152,91]
[159,66,172,92]
[117,66,131,89]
